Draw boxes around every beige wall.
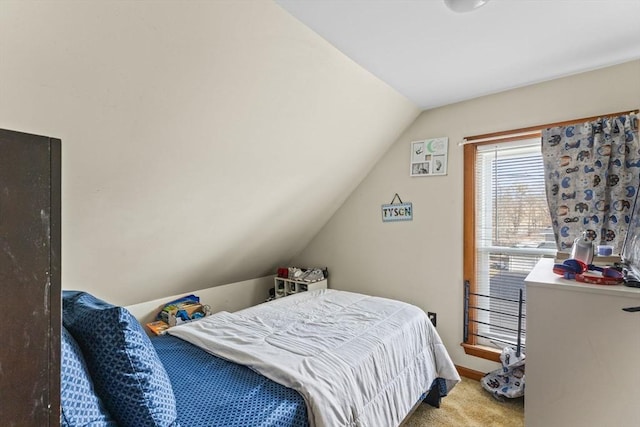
[0,1,418,306]
[293,60,640,373]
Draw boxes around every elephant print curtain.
[542,113,639,255]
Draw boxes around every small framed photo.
[411,162,430,176]
[410,137,448,177]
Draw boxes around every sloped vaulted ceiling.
[0,1,419,305]
[276,0,640,110]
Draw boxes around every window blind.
[474,138,554,348]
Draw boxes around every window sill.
[461,343,501,363]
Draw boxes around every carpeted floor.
[403,377,524,427]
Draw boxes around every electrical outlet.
[427,312,437,327]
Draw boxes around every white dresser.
[525,258,640,427]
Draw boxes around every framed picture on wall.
[410,137,448,177]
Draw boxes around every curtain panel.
[542,113,639,254]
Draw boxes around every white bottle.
[570,231,595,265]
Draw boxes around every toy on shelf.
[155,294,212,328]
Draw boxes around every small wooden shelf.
[274,277,327,298]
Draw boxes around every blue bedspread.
[152,335,308,427]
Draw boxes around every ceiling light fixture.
[444,0,491,13]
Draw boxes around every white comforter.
[168,289,460,427]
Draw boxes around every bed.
[61,289,460,427]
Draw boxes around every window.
[463,134,556,361]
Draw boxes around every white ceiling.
[275,0,640,109]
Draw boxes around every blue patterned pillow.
[63,291,178,427]
[61,326,116,426]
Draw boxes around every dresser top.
[526,258,640,299]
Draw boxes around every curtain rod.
[458,131,541,146]
[460,109,639,146]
